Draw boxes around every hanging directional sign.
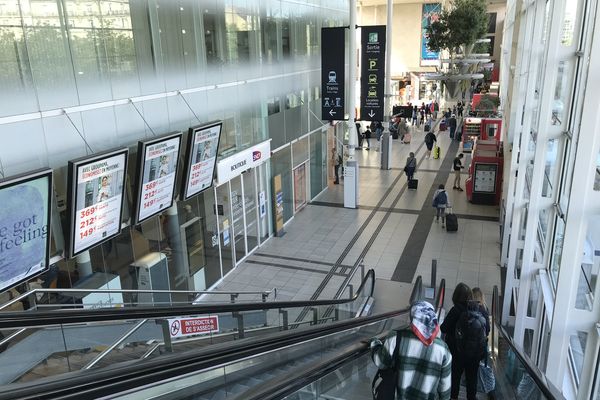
[360,26,386,121]
[321,27,346,121]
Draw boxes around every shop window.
[292,137,309,168]
[575,216,600,310]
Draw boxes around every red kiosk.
[460,117,503,153]
[465,139,504,205]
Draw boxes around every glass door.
[230,176,246,264]
[257,163,271,243]
[293,163,307,212]
[216,182,234,275]
[243,169,259,253]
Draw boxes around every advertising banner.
[68,149,128,257]
[421,3,442,66]
[0,169,52,292]
[360,25,386,121]
[134,133,182,224]
[273,175,284,236]
[321,27,346,121]
[182,122,222,200]
[167,315,219,338]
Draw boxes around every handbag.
[372,330,401,400]
[478,359,496,393]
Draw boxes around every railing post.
[261,292,268,302]
[279,309,289,330]
[348,284,354,299]
[311,308,318,326]
[160,320,173,353]
[361,259,365,281]
[431,259,437,293]
[234,312,245,339]
[230,293,239,303]
[334,307,340,322]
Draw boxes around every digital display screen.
[0,169,52,292]
[182,122,222,200]
[68,149,128,257]
[133,133,182,224]
[474,163,497,193]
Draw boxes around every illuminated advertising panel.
[182,122,222,200]
[67,148,128,257]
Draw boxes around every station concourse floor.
[207,121,502,312]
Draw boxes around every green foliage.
[472,41,491,54]
[426,0,489,55]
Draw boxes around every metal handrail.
[83,319,148,370]
[0,269,377,329]
[0,287,276,312]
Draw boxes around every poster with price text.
[134,133,182,224]
[67,148,128,257]
[182,122,222,200]
[0,169,52,292]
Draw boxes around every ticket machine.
[465,139,504,205]
[460,118,503,153]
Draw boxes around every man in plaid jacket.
[370,301,452,399]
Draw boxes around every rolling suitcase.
[403,132,412,143]
[408,179,418,190]
[445,209,458,232]
[439,120,447,131]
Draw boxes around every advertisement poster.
[182,122,222,200]
[421,3,442,66]
[474,164,497,193]
[167,315,219,338]
[0,169,52,292]
[68,149,128,257]
[273,174,284,236]
[134,133,182,224]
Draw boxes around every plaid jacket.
[371,329,452,400]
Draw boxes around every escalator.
[0,273,562,400]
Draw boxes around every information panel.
[0,169,52,292]
[67,149,128,257]
[474,163,498,193]
[182,122,222,200]
[133,132,182,224]
[360,25,386,121]
[321,27,346,121]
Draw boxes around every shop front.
[213,141,272,272]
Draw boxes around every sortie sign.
[321,27,346,121]
[167,315,219,338]
[360,25,386,122]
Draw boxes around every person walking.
[412,106,418,125]
[433,101,440,119]
[364,128,372,150]
[453,153,465,191]
[441,283,490,400]
[457,102,464,118]
[448,114,458,140]
[424,130,437,159]
[370,301,452,400]
[399,118,410,143]
[419,109,426,126]
[404,152,417,181]
[432,184,450,227]
[356,122,363,149]
[333,151,342,184]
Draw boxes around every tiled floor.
[207,117,503,314]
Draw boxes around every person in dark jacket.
[404,152,417,181]
[364,128,372,150]
[355,122,363,149]
[448,114,458,140]
[441,283,490,400]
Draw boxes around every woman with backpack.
[432,184,450,227]
[404,152,417,181]
[441,283,490,400]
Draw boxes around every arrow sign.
[360,26,386,121]
[321,28,345,121]
[368,110,376,118]
[329,109,336,117]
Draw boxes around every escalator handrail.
[228,276,446,400]
[491,285,564,400]
[0,285,413,400]
[0,269,376,330]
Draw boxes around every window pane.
[561,0,578,46]
[552,61,571,126]
[550,216,566,285]
[594,150,600,190]
[569,331,588,388]
[543,139,561,197]
[576,216,600,310]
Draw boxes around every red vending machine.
[465,139,504,205]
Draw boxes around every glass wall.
[0,0,349,307]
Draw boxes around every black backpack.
[454,302,487,360]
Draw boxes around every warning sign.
[166,316,219,338]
